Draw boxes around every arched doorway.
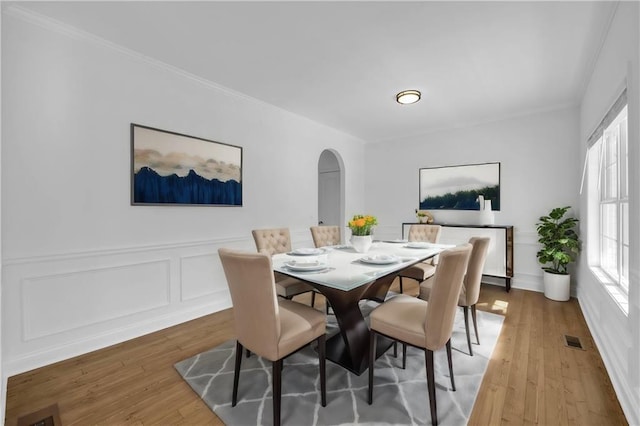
[317,150,344,240]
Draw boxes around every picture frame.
[131,124,243,206]
[419,162,500,211]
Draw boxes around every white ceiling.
[14,1,615,143]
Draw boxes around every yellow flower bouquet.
[348,214,378,236]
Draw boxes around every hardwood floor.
[5,282,627,425]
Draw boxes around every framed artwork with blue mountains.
[131,124,242,206]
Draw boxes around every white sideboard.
[402,223,514,291]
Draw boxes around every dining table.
[272,240,452,375]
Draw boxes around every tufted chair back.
[252,228,293,256]
[408,224,442,244]
[310,226,341,247]
[408,224,442,265]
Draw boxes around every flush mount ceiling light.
[396,90,421,105]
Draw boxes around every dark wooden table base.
[315,273,398,375]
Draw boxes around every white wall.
[0,8,366,378]
[365,106,580,293]
[578,2,640,424]
[0,7,4,425]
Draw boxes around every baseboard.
[510,272,543,293]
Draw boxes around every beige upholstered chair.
[310,225,341,315]
[252,228,317,307]
[397,224,442,293]
[218,248,327,426]
[310,225,341,247]
[419,237,490,356]
[368,244,472,426]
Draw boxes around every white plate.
[284,260,328,271]
[383,239,408,243]
[290,248,324,255]
[360,254,400,265]
[333,244,351,250]
[405,242,432,249]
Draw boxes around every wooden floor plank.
[5,284,628,425]
[523,290,544,424]
[468,383,507,426]
[500,285,532,423]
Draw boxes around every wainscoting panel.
[2,236,256,377]
[22,260,170,341]
[180,253,226,302]
[513,231,544,293]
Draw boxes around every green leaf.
[536,206,581,273]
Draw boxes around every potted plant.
[536,206,581,301]
[415,209,433,224]
[348,214,377,253]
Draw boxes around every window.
[587,90,629,308]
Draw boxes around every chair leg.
[273,359,282,426]
[232,341,243,406]
[402,343,407,369]
[368,331,377,405]
[425,349,438,426]
[471,304,480,345]
[399,276,404,294]
[311,291,316,307]
[245,348,251,358]
[393,341,398,358]
[463,306,473,356]
[318,334,327,407]
[446,339,455,391]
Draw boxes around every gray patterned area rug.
[175,301,504,426]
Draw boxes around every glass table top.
[272,241,453,291]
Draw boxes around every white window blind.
[587,89,627,147]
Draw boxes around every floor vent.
[17,403,61,426]
[564,334,585,350]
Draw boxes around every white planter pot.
[543,271,570,301]
[350,235,373,253]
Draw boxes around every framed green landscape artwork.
[419,162,500,211]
